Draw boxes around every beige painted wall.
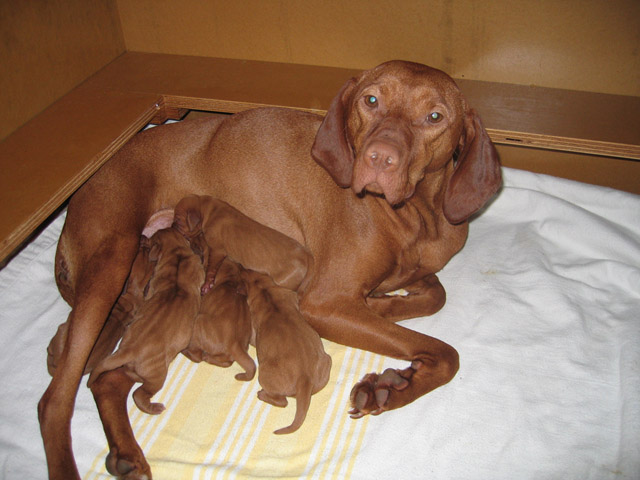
[0,0,125,140]
[117,0,640,97]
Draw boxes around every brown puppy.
[242,269,331,435]
[44,61,501,478]
[47,236,154,376]
[182,257,256,381]
[88,227,205,415]
[172,195,312,294]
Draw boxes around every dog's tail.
[274,378,312,435]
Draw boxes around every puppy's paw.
[258,389,288,408]
[200,281,214,296]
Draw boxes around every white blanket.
[1,167,638,479]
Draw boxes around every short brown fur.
[41,60,500,478]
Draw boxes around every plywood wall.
[2,0,637,142]
[116,0,640,97]
[0,0,125,140]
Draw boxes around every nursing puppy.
[242,269,332,434]
[88,227,205,415]
[182,257,256,381]
[172,195,312,294]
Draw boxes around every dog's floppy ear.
[139,235,151,250]
[311,77,357,187]
[172,195,203,236]
[443,110,502,224]
[148,240,161,263]
[186,207,202,232]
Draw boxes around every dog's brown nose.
[364,141,401,171]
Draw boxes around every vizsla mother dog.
[42,60,501,478]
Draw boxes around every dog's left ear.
[311,78,357,187]
[443,110,502,224]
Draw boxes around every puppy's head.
[172,194,204,237]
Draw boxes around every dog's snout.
[365,141,401,171]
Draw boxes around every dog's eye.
[364,95,378,107]
[428,112,443,124]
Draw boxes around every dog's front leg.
[91,367,152,479]
[366,274,447,322]
[299,290,459,418]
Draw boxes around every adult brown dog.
[243,269,331,435]
[42,60,501,478]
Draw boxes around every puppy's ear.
[236,281,248,296]
[148,241,161,263]
[443,110,502,224]
[172,196,202,235]
[186,208,202,232]
[139,235,150,250]
[189,232,209,264]
[311,77,357,187]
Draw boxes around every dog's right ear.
[311,78,357,187]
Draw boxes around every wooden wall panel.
[0,0,125,140]
[497,145,640,194]
[116,0,639,97]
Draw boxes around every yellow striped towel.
[84,340,386,480]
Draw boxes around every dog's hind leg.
[39,235,140,479]
[91,367,152,479]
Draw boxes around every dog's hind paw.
[105,447,152,479]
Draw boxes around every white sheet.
[0,167,638,479]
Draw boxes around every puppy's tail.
[232,344,256,382]
[274,378,312,435]
[133,384,166,415]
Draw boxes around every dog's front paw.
[348,364,417,418]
